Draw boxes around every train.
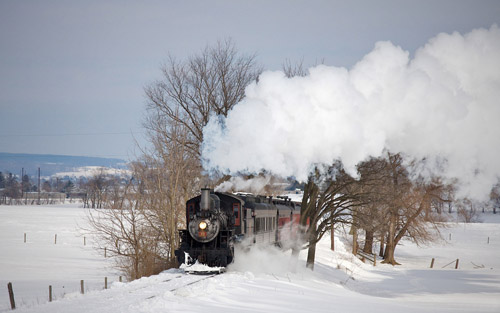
[174,188,302,267]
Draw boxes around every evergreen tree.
[22,174,32,192]
[0,172,5,189]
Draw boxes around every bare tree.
[85,179,162,280]
[298,164,367,269]
[282,57,325,78]
[378,153,445,265]
[282,58,307,78]
[133,114,201,266]
[144,39,262,158]
[456,198,481,223]
[82,169,109,208]
[491,183,500,214]
[355,157,393,255]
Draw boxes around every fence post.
[24,233,26,243]
[49,285,52,302]
[54,234,57,244]
[430,258,435,268]
[119,276,122,283]
[7,282,16,310]
[80,280,84,294]
[84,237,86,246]
[487,237,490,244]
[455,259,459,269]
[104,277,107,289]
[104,248,107,258]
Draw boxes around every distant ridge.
[0,152,127,177]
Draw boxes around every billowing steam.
[215,175,273,194]
[202,25,500,200]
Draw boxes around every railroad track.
[145,272,221,299]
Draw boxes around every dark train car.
[175,188,301,267]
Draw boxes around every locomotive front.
[175,188,235,267]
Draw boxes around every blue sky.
[0,0,499,160]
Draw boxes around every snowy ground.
[0,203,119,311]
[1,204,499,313]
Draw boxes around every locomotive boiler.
[175,188,301,267]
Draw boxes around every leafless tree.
[377,153,446,265]
[144,39,262,159]
[355,157,393,255]
[282,58,307,78]
[491,183,500,214]
[298,164,368,269]
[82,169,109,208]
[456,198,481,223]
[133,113,201,266]
[282,57,325,78]
[85,179,162,280]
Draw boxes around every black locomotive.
[175,188,301,267]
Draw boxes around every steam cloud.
[202,25,500,200]
[215,175,273,194]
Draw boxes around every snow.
[1,204,499,312]
[0,203,119,310]
[53,166,130,178]
[180,261,224,274]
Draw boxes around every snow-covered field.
[0,204,119,311]
[1,204,499,312]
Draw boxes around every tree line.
[0,170,130,206]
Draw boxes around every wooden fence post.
[487,237,490,244]
[119,276,122,283]
[455,259,459,269]
[104,277,107,289]
[430,258,435,268]
[80,280,84,294]
[54,234,57,244]
[7,282,16,309]
[104,248,107,258]
[24,233,26,243]
[49,285,52,302]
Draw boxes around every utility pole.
[21,167,24,200]
[38,167,41,205]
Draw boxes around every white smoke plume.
[202,25,500,200]
[215,175,273,194]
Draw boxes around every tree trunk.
[382,212,399,265]
[379,233,385,257]
[306,240,317,270]
[363,230,374,254]
[383,240,396,265]
[330,222,335,251]
[352,227,358,255]
[306,223,318,270]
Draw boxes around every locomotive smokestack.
[200,188,211,211]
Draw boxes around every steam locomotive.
[175,188,301,267]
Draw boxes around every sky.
[0,0,499,161]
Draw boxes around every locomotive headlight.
[198,221,208,230]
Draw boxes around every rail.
[356,250,377,266]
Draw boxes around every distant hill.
[0,153,127,177]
